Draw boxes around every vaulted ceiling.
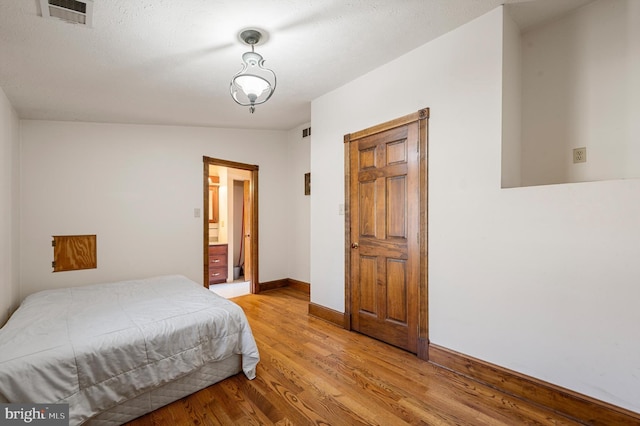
[0,0,592,130]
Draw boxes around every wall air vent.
[39,0,93,27]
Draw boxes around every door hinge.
[52,261,56,268]
[51,240,56,247]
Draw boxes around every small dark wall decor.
[304,172,311,195]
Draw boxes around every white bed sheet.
[0,275,259,425]
[87,354,242,425]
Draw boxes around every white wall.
[311,6,640,413]
[285,123,311,283]
[20,120,291,298]
[521,0,640,186]
[0,87,20,326]
[501,10,522,188]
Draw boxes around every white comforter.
[0,275,259,425]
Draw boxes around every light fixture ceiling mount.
[238,29,262,46]
[230,29,277,114]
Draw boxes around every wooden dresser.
[208,244,228,285]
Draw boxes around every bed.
[0,275,259,425]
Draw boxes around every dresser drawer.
[209,267,227,284]
[209,253,227,267]
[208,244,228,285]
[208,244,227,255]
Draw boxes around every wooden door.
[243,180,252,282]
[345,109,428,354]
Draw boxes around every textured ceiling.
[0,0,593,130]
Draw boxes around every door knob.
[351,242,359,249]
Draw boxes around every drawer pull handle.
[212,259,220,263]
[212,273,220,276]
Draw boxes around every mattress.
[0,275,259,425]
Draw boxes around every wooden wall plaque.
[304,172,311,195]
[52,235,97,272]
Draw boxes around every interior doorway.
[203,156,259,294]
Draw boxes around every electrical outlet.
[573,147,587,163]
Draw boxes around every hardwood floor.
[126,288,583,425]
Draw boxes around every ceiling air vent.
[39,0,93,27]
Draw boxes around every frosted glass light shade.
[230,50,276,113]
[234,75,270,102]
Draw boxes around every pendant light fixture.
[230,29,276,113]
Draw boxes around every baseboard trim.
[308,303,346,328]
[286,278,310,295]
[259,278,310,294]
[428,344,640,425]
[259,279,289,292]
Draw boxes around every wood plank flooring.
[126,288,582,425]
